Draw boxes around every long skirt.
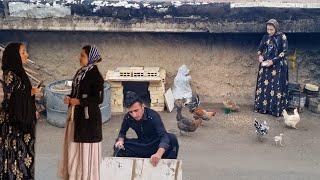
[58,106,101,180]
[254,59,289,117]
[0,111,35,180]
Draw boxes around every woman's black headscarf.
[1,42,36,135]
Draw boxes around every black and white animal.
[254,119,270,137]
[185,93,200,112]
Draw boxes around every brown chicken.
[223,99,240,112]
[191,108,216,121]
[185,94,216,121]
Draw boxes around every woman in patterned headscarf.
[59,45,104,180]
[254,19,289,117]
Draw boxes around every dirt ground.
[35,104,320,180]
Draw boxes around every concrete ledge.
[231,2,320,9]
[1,16,320,33]
[1,1,320,33]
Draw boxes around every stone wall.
[0,31,319,104]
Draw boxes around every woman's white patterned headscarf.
[71,46,102,97]
[88,46,102,65]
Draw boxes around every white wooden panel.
[101,157,182,180]
[134,158,180,180]
[101,157,133,180]
[164,88,175,112]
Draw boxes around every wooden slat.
[24,67,39,75]
[164,88,175,113]
[101,157,182,180]
[26,71,40,83]
[101,158,134,180]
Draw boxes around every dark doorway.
[122,81,151,107]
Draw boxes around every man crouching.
[114,91,179,167]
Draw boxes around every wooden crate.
[100,157,182,180]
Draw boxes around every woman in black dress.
[59,45,104,180]
[0,43,41,179]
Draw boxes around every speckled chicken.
[254,119,269,140]
[175,100,202,135]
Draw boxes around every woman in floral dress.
[0,43,41,179]
[254,19,289,117]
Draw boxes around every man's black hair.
[124,91,143,108]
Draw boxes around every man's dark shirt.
[118,107,170,150]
